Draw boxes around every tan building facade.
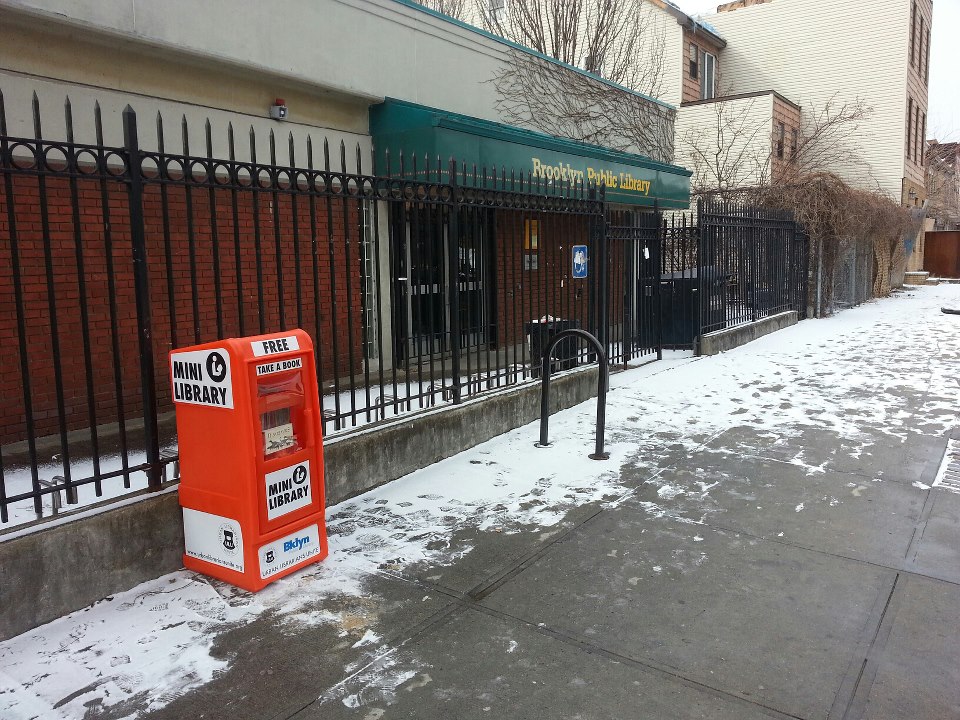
[707,0,933,205]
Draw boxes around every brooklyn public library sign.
[370,98,691,208]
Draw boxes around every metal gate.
[606,206,662,364]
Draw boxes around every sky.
[670,0,960,142]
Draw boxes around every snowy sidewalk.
[2,285,960,719]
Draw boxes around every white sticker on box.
[170,349,234,409]
[259,523,322,579]
[182,507,244,573]
[252,335,301,357]
[264,460,313,521]
[255,356,303,376]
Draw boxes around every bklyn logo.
[283,535,311,553]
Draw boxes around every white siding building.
[704,0,933,205]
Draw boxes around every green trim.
[390,0,676,112]
[370,98,691,208]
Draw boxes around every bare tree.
[416,0,469,18]
[682,91,772,194]
[925,139,960,230]
[682,92,873,196]
[482,0,664,96]
[478,0,673,161]
[779,95,872,186]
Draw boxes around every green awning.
[369,98,691,209]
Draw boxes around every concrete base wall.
[0,368,600,641]
[697,311,798,356]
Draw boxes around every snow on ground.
[1,285,958,719]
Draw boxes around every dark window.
[924,27,931,82]
[915,105,921,164]
[910,1,917,66]
[920,112,926,166]
[689,43,699,80]
[776,122,785,159]
[791,128,799,159]
[907,97,913,160]
[919,16,925,72]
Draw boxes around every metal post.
[596,185,609,357]
[123,106,162,489]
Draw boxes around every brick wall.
[492,213,593,349]
[1,173,364,445]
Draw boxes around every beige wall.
[0,0,680,165]
[0,0,526,162]
[675,93,775,193]
[706,0,929,201]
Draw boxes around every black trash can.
[659,267,729,347]
[525,318,581,378]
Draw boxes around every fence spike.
[156,112,165,154]
[268,128,276,165]
[32,91,41,139]
[94,101,104,146]
[288,130,295,167]
[0,88,7,136]
[356,143,363,176]
[249,125,257,164]
[204,117,213,159]
[307,135,314,170]
[64,96,74,144]
[181,114,190,156]
[323,137,330,173]
[227,122,235,162]
[339,140,346,174]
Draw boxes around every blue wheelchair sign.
[572,245,588,278]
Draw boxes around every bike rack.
[534,328,609,460]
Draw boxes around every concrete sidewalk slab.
[904,489,960,584]
[855,574,960,719]
[123,573,457,720]
[637,449,927,567]
[293,606,792,720]
[706,426,949,487]
[481,509,895,720]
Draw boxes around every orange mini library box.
[170,329,328,591]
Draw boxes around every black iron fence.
[0,92,808,528]
[656,200,809,347]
